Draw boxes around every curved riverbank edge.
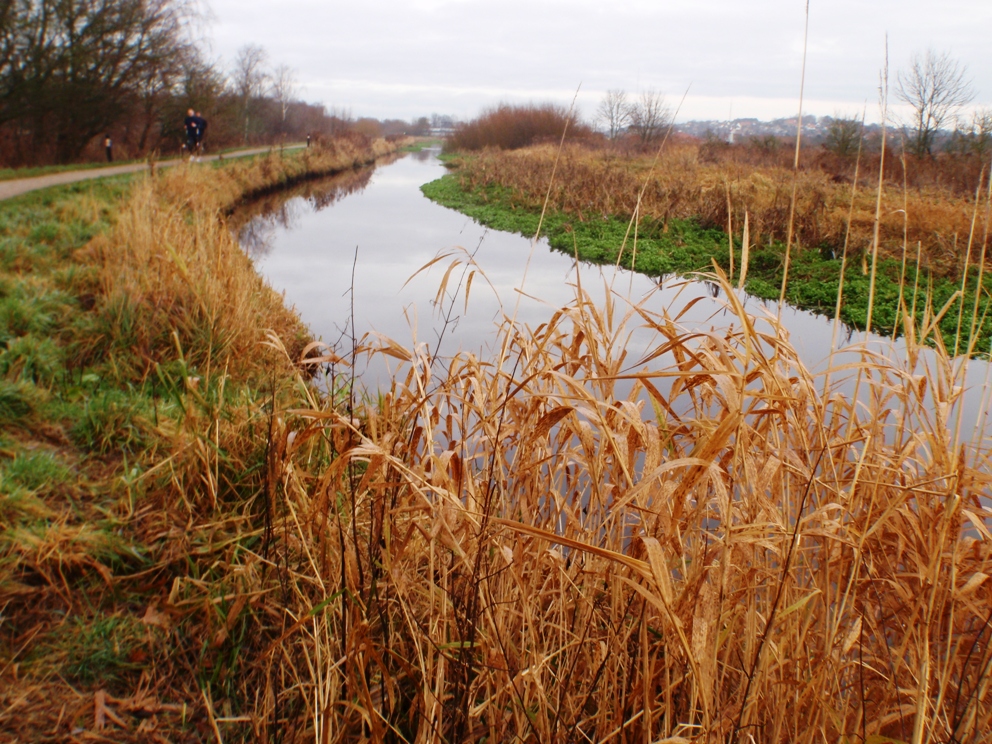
[0,136,405,740]
[421,168,992,357]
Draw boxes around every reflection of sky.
[239,150,992,449]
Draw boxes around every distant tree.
[271,64,298,134]
[353,118,382,138]
[966,109,992,160]
[596,89,632,142]
[232,44,268,143]
[431,113,457,131]
[380,119,409,136]
[948,108,992,160]
[0,3,384,163]
[326,106,353,136]
[629,90,671,148]
[412,116,431,136]
[823,116,862,158]
[897,49,974,157]
[749,134,780,155]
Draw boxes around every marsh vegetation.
[424,140,992,356]
[1,124,991,744]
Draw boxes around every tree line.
[449,48,987,161]
[0,0,438,166]
[592,49,988,160]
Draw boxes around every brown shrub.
[449,102,596,151]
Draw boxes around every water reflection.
[231,155,402,259]
[232,150,992,453]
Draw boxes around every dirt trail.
[0,144,304,201]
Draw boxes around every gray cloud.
[204,0,991,123]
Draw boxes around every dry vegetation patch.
[258,268,992,741]
[0,138,403,741]
[454,143,988,275]
[3,136,991,742]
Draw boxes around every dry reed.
[255,260,992,741]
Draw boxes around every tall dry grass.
[253,260,992,741]
[453,144,989,276]
[81,136,398,379]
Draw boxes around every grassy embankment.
[0,136,399,741]
[423,144,992,355]
[3,132,992,742]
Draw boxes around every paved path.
[0,145,305,201]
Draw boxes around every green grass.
[2,451,74,492]
[422,172,992,355]
[0,138,418,740]
[55,614,150,685]
[0,176,158,694]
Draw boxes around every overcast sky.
[202,0,991,125]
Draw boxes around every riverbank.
[0,135,403,741]
[3,138,991,742]
[422,144,992,356]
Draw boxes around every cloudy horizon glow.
[201,0,992,127]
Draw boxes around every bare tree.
[955,108,992,160]
[897,48,974,157]
[271,63,298,133]
[595,89,632,142]
[0,0,196,162]
[629,90,671,148]
[232,43,268,143]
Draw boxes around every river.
[234,148,992,449]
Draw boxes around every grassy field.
[2,133,991,743]
[422,144,992,356]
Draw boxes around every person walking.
[104,135,113,162]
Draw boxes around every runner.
[183,109,199,161]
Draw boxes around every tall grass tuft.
[255,263,992,741]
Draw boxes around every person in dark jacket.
[104,135,113,162]
[184,109,199,160]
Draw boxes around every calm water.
[235,149,992,448]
